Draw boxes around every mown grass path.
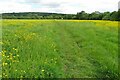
[1,20,118,78]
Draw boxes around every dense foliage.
[2,10,120,21]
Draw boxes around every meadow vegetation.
[1,20,118,78]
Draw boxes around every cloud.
[0,2,32,13]
[23,0,41,3]
[40,2,61,8]
[118,1,120,7]
[0,0,119,14]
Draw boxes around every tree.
[77,11,89,20]
[102,12,111,20]
[89,11,102,20]
[110,11,118,21]
[118,9,120,21]
[2,11,119,21]
[64,14,73,19]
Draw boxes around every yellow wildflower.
[2,53,5,57]
[42,70,44,72]
[0,41,3,44]
[2,62,8,66]
[23,71,26,73]
[13,48,18,51]
[2,50,6,54]
[5,75,8,77]
[3,73,5,75]
[7,56,9,58]
[13,48,15,50]
[17,55,19,57]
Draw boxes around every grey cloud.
[42,3,61,8]
[119,1,120,9]
[24,0,41,3]
[23,0,61,8]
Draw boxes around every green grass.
[1,20,118,78]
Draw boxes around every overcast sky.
[0,0,119,14]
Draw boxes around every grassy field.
[1,20,118,78]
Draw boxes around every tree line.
[2,10,120,21]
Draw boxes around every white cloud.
[0,2,32,13]
[0,0,119,14]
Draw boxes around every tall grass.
[1,20,118,78]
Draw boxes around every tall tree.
[89,11,102,20]
[77,11,89,20]
[102,12,111,20]
[110,11,118,21]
